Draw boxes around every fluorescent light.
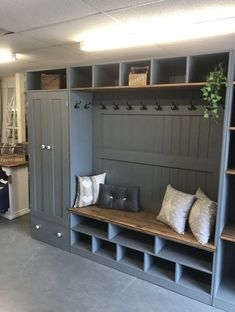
[77,5,235,52]
[0,49,17,63]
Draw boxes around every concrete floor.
[0,215,222,312]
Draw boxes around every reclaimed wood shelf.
[70,82,207,92]
[229,127,235,130]
[225,169,235,175]
[69,206,215,252]
[221,225,235,243]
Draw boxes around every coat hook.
[126,102,133,111]
[155,101,162,111]
[171,102,178,111]
[74,101,81,109]
[84,101,91,109]
[113,102,119,110]
[188,101,197,111]
[140,101,147,110]
[100,102,107,110]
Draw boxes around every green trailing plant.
[201,63,227,121]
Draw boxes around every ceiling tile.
[21,13,117,46]
[0,0,98,32]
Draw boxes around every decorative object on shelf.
[74,173,106,207]
[189,188,217,245]
[157,184,195,235]
[98,184,140,212]
[41,74,61,90]
[201,63,227,121]
[128,66,149,87]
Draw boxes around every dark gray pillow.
[98,184,140,212]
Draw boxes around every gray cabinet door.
[28,91,69,226]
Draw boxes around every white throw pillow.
[74,173,106,207]
[157,185,195,235]
[189,188,217,245]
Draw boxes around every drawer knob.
[46,145,52,150]
[56,232,62,238]
[35,224,40,230]
[41,144,46,150]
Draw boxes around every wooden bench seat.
[69,206,216,252]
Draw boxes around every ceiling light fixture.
[0,49,17,63]
[78,6,235,52]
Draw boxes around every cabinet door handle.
[46,145,52,150]
[56,232,62,238]
[35,224,40,230]
[41,144,46,150]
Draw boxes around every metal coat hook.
[126,102,133,111]
[84,101,91,109]
[171,102,179,111]
[188,101,197,111]
[155,101,162,111]
[113,102,119,110]
[100,102,107,110]
[140,101,147,110]
[74,101,81,109]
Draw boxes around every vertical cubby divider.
[175,263,184,283]
[108,223,122,240]
[154,237,166,254]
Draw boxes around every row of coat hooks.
[74,101,198,111]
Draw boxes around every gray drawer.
[31,216,69,251]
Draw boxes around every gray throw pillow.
[157,185,195,235]
[74,173,106,207]
[189,188,217,245]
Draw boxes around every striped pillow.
[74,173,106,207]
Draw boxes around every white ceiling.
[0,0,235,77]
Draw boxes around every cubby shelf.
[70,82,207,93]
[157,242,213,274]
[178,268,212,294]
[221,225,235,243]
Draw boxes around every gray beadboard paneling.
[93,102,223,212]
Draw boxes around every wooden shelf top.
[221,225,235,242]
[229,127,235,130]
[0,161,28,168]
[69,206,216,252]
[225,169,235,175]
[70,82,207,92]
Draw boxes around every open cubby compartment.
[120,60,151,86]
[151,57,187,84]
[117,245,144,270]
[70,66,92,88]
[108,224,155,253]
[93,63,120,87]
[92,237,116,260]
[71,232,92,252]
[155,237,213,274]
[70,214,108,240]
[176,264,212,294]
[144,254,175,281]
[27,68,67,90]
[187,52,229,82]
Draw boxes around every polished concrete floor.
[0,215,222,312]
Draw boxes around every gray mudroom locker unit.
[27,50,235,312]
[27,90,70,251]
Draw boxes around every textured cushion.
[157,185,195,235]
[74,173,106,207]
[189,188,217,245]
[98,184,140,212]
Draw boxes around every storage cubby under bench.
[69,206,215,304]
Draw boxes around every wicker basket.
[0,154,26,165]
[128,66,149,87]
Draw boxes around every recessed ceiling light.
[0,49,17,63]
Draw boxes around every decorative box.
[128,66,149,86]
[41,74,61,90]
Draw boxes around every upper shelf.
[70,82,207,92]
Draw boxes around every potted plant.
[201,63,227,121]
